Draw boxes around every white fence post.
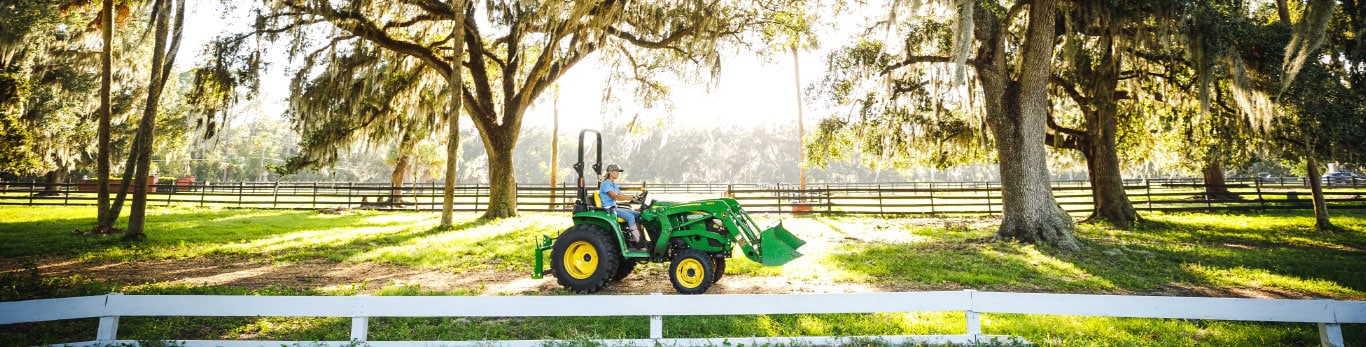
[352,295,369,342]
[964,289,981,341]
[95,293,121,343]
[95,316,118,342]
[1318,323,1343,347]
[650,293,663,340]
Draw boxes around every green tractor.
[533,130,808,294]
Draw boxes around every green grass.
[1,206,1364,346]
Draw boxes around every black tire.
[668,249,715,294]
[550,224,621,293]
[611,260,636,282]
[711,256,726,283]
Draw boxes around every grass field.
[0,205,1363,346]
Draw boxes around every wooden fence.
[2,178,1364,215]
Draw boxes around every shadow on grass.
[0,208,515,263]
[826,210,1366,299]
[1063,212,1366,299]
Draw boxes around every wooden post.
[825,184,832,213]
[1255,178,1265,211]
[877,184,884,217]
[650,292,664,339]
[1146,181,1153,212]
[352,295,369,342]
[929,186,936,215]
[985,188,994,215]
[237,182,244,208]
[1319,323,1344,347]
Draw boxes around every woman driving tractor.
[599,164,644,249]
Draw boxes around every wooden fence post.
[877,184,885,217]
[1145,181,1152,212]
[825,184,832,213]
[1255,178,1265,211]
[985,188,994,216]
[929,185,936,215]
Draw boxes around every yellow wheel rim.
[675,258,706,288]
[564,241,598,280]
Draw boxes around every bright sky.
[176,2,839,132]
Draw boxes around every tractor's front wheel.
[550,224,620,293]
[669,249,715,294]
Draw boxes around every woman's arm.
[608,189,634,200]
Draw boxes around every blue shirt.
[599,179,619,207]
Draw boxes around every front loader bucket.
[757,221,806,266]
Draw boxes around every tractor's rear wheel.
[611,260,636,282]
[550,224,620,293]
[711,256,726,283]
[669,249,715,294]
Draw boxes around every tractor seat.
[591,191,627,223]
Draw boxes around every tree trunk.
[482,131,518,219]
[102,130,142,229]
[96,0,114,229]
[1276,0,1292,24]
[976,0,1079,251]
[389,131,417,204]
[1201,154,1238,200]
[792,44,807,191]
[126,0,185,239]
[1304,140,1332,230]
[550,84,560,210]
[1079,34,1139,229]
[38,169,62,196]
[1083,140,1138,229]
[440,0,466,227]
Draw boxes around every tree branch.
[882,55,957,75]
[1050,75,1088,108]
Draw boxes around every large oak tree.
[196,0,801,219]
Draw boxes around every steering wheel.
[632,190,649,210]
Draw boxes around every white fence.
[1,290,1362,347]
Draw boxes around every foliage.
[192,0,815,218]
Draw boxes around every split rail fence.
[2,178,1364,215]
[0,290,1360,347]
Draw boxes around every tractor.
[533,129,807,294]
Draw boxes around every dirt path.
[1,217,997,296]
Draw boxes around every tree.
[197,0,805,219]
[1195,0,1357,230]
[812,0,1079,250]
[441,0,467,227]
[97,0,115,229]
[120,0,186,239]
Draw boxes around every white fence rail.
[1,290,1362,347]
